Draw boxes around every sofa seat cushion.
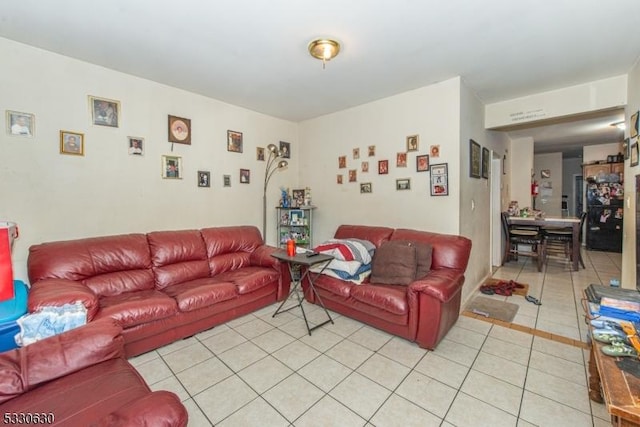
[350,284,408,315]
[313,274,354,298]
[163,279,237,312]
[95,290,178,328]
[213,267,279,295]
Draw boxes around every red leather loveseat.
[27,226,285,357]
[0,319,187,426]
[303,225,472,349]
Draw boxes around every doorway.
[491,155,503,267]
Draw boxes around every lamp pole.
[262,144,287,243]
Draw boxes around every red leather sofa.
[304,225,472,349]
[27,226,285,357]
[0,319,187,426]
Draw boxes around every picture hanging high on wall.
[430,163,449,196]
[227,130,243,152]
[162,155,182,179]
[197,171,210,187]
[89,96,120,128]
[128,137,144,155]
[631,111,639,138]
[168,115,191,144]
[60,131,84,156]
[6,110,34,137]
[469,139,481,178]
[481,147,490,179]
[279,141,291,158]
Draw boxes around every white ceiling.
[1,0,639,154]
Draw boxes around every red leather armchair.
[0,319,187,426]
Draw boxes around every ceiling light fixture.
[611,121,626,130]
[308,39,340,69]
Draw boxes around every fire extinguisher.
[531,181,539,197]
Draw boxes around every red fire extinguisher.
[531,181,539,197]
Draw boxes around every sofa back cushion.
[200,226,263,275]
[391,229,472,271]
[333,225,394,248]
[147,230,210,289]
[28,234,154,297]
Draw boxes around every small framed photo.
[360,182,372,193]
[368,145,376,157]
[60,131,84,156]
[469,139,481,178]
[338,156,347,168]
[290,209,304,225]
[168,115,191,144]
[541,169,551,179]
[89,96,120,128]
[227,130,243,153]
[279,141,291,158]
[481,147,490,179]
[406,135,419,152]
[128,137,144,155]
[162,155,182,179]
[223,174,231,187]
[416,154,429,172]
[396,178,411,191]
[6,110,34,137]
[292,189,306,207]
[257,147,265,161]
[361,161,369,172]
[631,142,639,167]
[623,138,630,160]
[240,168,250,183]
[349,169,357,182]
[430,163,449,196]
[378,160,389,175]
[631,111,639,138]
[353,148,360,159]
[337,174,343,184]
[430,145,440,158]
[198,171,210,187]
[396,152,407,167]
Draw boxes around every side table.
[271,250,334,335]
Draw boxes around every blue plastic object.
[0,280,28,352]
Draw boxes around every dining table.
[508,215,582,271]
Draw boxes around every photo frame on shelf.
[396,178,411,190]
[631,111,639,138]
[168,115,191,144]
[481,147,490,179]
[127,136,144,155]
[197,171,210,188]
[631,141,639,167]
[60,130,84,156]
[360,182,372,193]
[292,189,306,207]
[89,96,120,128]
[289,209,304,225]
[416,154,429,172]
[430,163,449,196]
[406,135,419,152]
[378,160,389,175]
[227,130,243,153]
[162,155,182,179]
[6,110,34,137]
[469,139,481,178]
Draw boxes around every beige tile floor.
[130,248,622,427]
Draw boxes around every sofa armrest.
[249,245,280,270]
[28,279,99,321]
[408,269,465,303]
[0,319,124,404]
[91,390,188,427]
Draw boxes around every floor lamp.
[263,144,288,243]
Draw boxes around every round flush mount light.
[308,39,340,68]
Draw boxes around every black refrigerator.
[586,178,623,252]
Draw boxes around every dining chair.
[500,212,543,271]
[542,211,587,268]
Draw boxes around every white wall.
[509,137,535,209]
[298,77,463,245]
[534,152,563,216]
[0,38,299,281]
[582,142,623,163]
[622,58,640,289]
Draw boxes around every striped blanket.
[311,238,375,278]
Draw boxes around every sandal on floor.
[480,287,495,295]
[601,341,638,358]
[525,295,542,305]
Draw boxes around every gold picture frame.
[60,131,84,156]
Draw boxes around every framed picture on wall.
[223,174,231,187]
[227,130,243,153]
[279,141,291,158]
[197,171,210,187]
[168,115,191,144]
[416,154,429,172]
[127,137,144,155]
[378,160,389,174]
[60,130,84,156]
[360,182,372,193]
[469,139,481,178]
[396,178,411,190]
[162,155,182,179]
[257,147,265,161]
[631,111,639,138]
[89,96,120,128]
[631,141,639,167]
[6,110,34,137]
[430,163,449,196]
[240,168,250,183]
[481,147,490,179]
[406,135,419,152]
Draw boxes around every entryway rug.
[464,296,519,323]
[480,278,529,297]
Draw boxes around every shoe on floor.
[601,341,637,357]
